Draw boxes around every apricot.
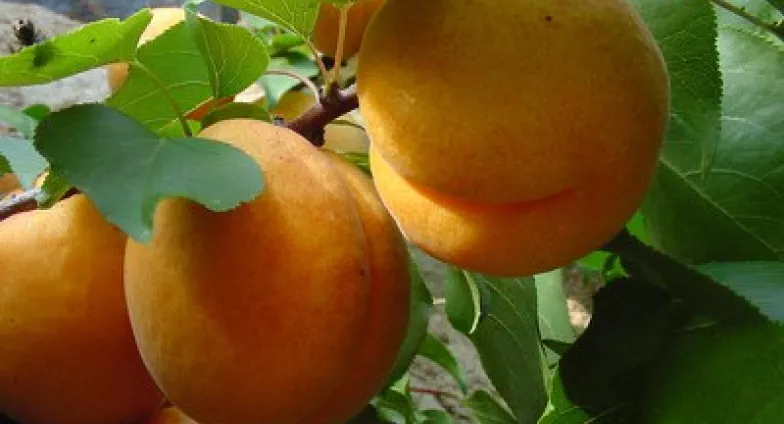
[124,119,409,424]
[357,0,669,204]
[312,0,386,59]
[106,7,232,120]
[370,145,658,276]
[144,407,199,424]
[0,195,163,424]
[272,89,370,153]
[0,174,20,195]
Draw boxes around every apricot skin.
[357,0,669,204]
[124,119,407,424]
[144,407,199,424]
[312,0,385,58]
[0,174,19,195]
[0,195,163,424]
[302,151,410,424]
[369,145,659,277]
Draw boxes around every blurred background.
[4,0,237,22]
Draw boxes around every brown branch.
[0,187,41,221]
[285,84,360,146]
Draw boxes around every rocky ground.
[0,2,595,422]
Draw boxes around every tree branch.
[0,187,41,221]
[285,84,360,146]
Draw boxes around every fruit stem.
[304,38,332,91]
[710,0,784,40]
[329,5,351,88]
[286,84,359,146]
[130,61,193,137]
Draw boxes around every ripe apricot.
[0,174,20,195]
[303,151,410,424]
[370,146,659,276]
[124,119,408,424]
[106,7,232,120]
[312,0,385,58]
[144,407,199,424]
[0,195,163,424]
[357,0,669,204]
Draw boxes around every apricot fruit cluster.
[357,0,670,276]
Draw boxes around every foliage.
[0,0,782,423]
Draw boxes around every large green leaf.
[34,104,263,242]
[184,11,270,98]
[640,323,784,423]
[460,274,547,424]
[699,261,784,323]
[537,371,593,424]
[556,278,674,421]
[106,20,212,133]
[0,10,150,86]
[210,0,321,37]
[638,0,784,263]
[0,105,38,139]
[466,390,517,424]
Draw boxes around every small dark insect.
[8,19,46,54]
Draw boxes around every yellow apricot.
[124,119,382,424]
[0,195,163,424]
[0,174,20,195]
[369,145,658,277]
[144,407,199,424]
[299,151,410,424]
[312,0,386,58]
[272,89,370,153]
[106,8,231,120]
[357,0,669,204]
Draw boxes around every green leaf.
[0,105,39,139]
[557,278,674,421]
[465,390,517,424]
[537,371,592,424]
[36,172,73,209]
[639,2,784,263]
[445,267,481,334]
[634,0,723,175]
[259,53,320,109]
[640,323,784,423]
[535,270,576,346]
[374,388,417,424]
[184,11,270,98]
[417,334,469,394]
[698,261,784,323]
[0,136,47,188]
[22,104,52,122]
[604,231,765,324]
[106,20,213,133]
[386,258,433,385]
[211,0,321,37]
[417,410,454,424]
[340,151,370,176]
[0,10,151,86]
[462,274,547,424]
[34,104,263,243]
[201,103,272,129]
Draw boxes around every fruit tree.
[0,0,782,423]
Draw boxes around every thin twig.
[409,386,463,401]
[710,0,784,40]
[285,84,359,146]
[264,69,321,103]
[0,187,41,221]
